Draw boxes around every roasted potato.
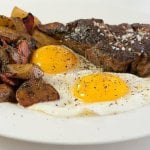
[0,15,14,28]
[5,64,43,80]
[0,84,15,102]
[11,6,41,26]
[0,25,34,42]
[32,29,60,47]
[0,26,20,41]
[11,17,27,33]
[0,47,10,69]
[16,78,59,107]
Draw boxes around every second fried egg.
[29,70,150,117]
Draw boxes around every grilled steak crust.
[38,19,115,55]
[38,19,150,77]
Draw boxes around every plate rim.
[0,127,150,145]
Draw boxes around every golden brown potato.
[16,78,59,107]
[0,15,14,28]
[5,64,43,80]
[32,29,60,47]
[11,17,27,33]
[11,6,41,26]
[0,25,33,42]
[11,6,27,18]
[0,26,20,41]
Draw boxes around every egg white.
[28,70,150,117]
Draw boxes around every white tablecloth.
[0,135,150,150]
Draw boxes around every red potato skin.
[23,13,34,34]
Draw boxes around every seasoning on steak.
[38,19,115,56]
[38,19,150,77]
[16,78,60,107]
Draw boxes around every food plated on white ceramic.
[0,6,150,118]
[0,0,150,145]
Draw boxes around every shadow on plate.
[0,135,150,150]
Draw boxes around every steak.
[38,19,150,77]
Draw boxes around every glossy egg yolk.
[72,73,129,103]
[31,45,78,74]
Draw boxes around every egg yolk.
[72,73,129,103]
[31,45,78,74]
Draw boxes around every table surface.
[0,135,150,150]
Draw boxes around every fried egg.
[31,45,99,74]
[29,70,150,117]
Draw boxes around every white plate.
[0,0,150,145]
